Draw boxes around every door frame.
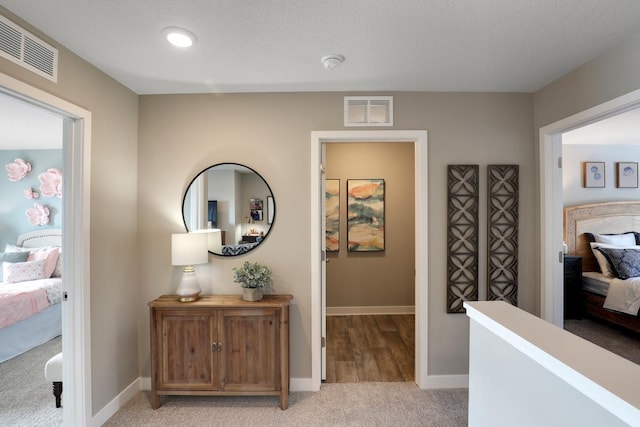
[539,89,640,326]
[310,130,428,390]
[0,73,92,426]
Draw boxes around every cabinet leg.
[280,392,288,410]
[151,392,160,410]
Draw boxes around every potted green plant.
[233,261,272,301]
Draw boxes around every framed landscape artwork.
[325,179,340,251]
[347,179,385,252]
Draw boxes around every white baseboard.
[91,377,142,427]
[140,376,151,390]
[326,306,415,316]
[424,374,468,389]
[290,377,313,391]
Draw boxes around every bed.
[564,201,640,334]
[0,228,63,363]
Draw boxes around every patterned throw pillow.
[596,247,640,279]
[0,251,30,282]
[2,259,47,284]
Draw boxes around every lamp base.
[176,267,202,303]
[178,293,200,303]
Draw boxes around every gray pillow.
[596,247,640,279]
[0,251,30,282]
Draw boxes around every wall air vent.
[344,96,393,127]
[0,14,58,82]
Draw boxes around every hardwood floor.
[326,314,414,383]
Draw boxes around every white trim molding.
[538,89,640,326]
[0,72,92,427]
[310,130,429,391]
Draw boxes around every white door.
[320,143,328,380]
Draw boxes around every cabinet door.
[219,308,280,392]
[156,309,218,390]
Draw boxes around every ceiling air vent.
[344,96,393,127]
[0,14,58,82]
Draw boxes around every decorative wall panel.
[487,164,519,305]
[447,165,479,313]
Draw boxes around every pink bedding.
[0,278,62,329]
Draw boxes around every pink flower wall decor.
[38,168,63,198]
[24,188,39,199]
[5,158,32,181]
[26,203,50,226]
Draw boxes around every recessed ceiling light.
[162,26,197,48]
[321,54,345,70]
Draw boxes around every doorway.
[539,89,640,327]
[323,141,415,383]
[0,72,92,426]
[310,130,428,391]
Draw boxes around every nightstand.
[563,255,583,319]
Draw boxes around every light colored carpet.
[104,383,468,427]
[0,336,62,427]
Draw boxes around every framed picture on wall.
[583,162,605,188]
[347,179,385,251]
[616,162,638,188]
[325,179,340,251]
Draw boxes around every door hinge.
[320,163,326,174]
[321,336,326,348]
[559,251,564,263]
[63,291,68,301]
[557,156,562,168]
[321,250,326,262]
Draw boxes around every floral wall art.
[0,150,63,249]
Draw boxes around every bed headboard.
[564,201,640,272]
[16,228,62,248]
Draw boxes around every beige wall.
[137,92,534,379]
[0,7,139,415]
[534,31,640,129]
[325,142,415,308]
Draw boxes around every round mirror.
[182,163,275,256]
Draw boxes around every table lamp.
[171,232,208,302]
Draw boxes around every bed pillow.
[0,251,30,282]
[2,259,47,284]
[52,249,62,278]
[592,232,637,246]
[596,247,640,279]
[588,242,640,276]
[4,244,60,278]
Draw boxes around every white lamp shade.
[171,233,208,266]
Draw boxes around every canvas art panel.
[347,179,385,252]
[325,179,340,251]
[616,162,638,188]
[583,162,605,188]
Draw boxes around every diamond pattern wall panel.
[487,164,519,305]
[447,165,479,313]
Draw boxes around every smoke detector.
[321,54,345,70]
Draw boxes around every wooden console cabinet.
[148,294,292,409]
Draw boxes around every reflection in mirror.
[182,163,275,256]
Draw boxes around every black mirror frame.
[182,162,276,256]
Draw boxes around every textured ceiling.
[2,1,640,149]
[1,0,640,94]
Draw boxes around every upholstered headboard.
[564,201,640,272]
[16,228,62,248]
